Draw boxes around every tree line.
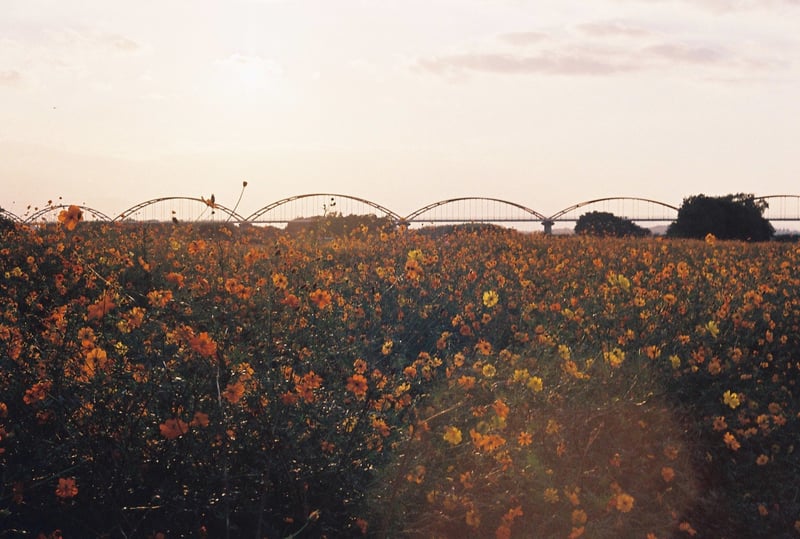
[575,193,777,241]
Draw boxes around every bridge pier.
[541,220,554,235]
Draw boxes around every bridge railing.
[5,194,800,233]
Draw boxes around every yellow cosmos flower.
[481,363,497,378]
[707,320,720,338]
[271,272,288,290]
[604,348,625,368]
[543,488,560,503]
[527,376,544,392]
[482,290,499,308]
[443,426,462,445]
[722,390,741,409]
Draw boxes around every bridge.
[4,194,800,234]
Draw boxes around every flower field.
[1,213,800,538]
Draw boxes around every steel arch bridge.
[115,197,246,222]
[404,197,548,230]
[246,193,402,224]
[549,197,680,221]
[755,195,800,222]
[6,193,800,233]
[24,204,113,224]
[1,208,22,222]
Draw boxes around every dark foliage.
[667,194,774,241]
[574,211,651,237]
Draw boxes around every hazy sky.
[1,0,798,220]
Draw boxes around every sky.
[1,0,798,221]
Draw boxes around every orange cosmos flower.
[295,371,323,403]
[517,431,532,446]
[147,289,173,308]
[87,293,115,321]
[165,272,185,288]
[572,509,587,525]
[475,339,492,356]
[201,194,216,208]
[159,418,188,440]
[353,358,367,374]
[404,258,423,281]
[615,492,635,513]
[457,375,476,390]
[281,293,300,308]
[405,465,425,484]
[23,380,52,405]
[57,205,83,230]
[346,374,368,399]
[187,239,206,255]
[661,466,675,482]
[492,399,509,419]
[55,477,78,499]
[309,288,332,309]
[190,411,210,428]
[189,332,217,358]
[723,431,741,451]
[222,381,246,404]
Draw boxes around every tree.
[667,194,774,241]
[574,211,651,237]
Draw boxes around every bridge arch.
[549,197,679,222]
[246,193,402,223]
[115,197,245,222]
[754,195,800,223]
[405,197,548,229]
[24,204,113,224]
[1,208,22,223]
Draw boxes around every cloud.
[418,50,638,76]
[47,27,141,54]
[620,0,799,12]
[578,20,652,38]
[498,32,549,46]
[216,53,283,76]
[643,43,728,64]
[103,34,140,53]
[417,16,783,80]
[0,70,22,86]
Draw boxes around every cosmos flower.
[159,418,188,440]
[443,426,462,445]
[309,289,332,309]
[722,390,740,410]
[57,205,83,231]
[615,493,635,513]
[55,477,78,499]
[346,374,368,399]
